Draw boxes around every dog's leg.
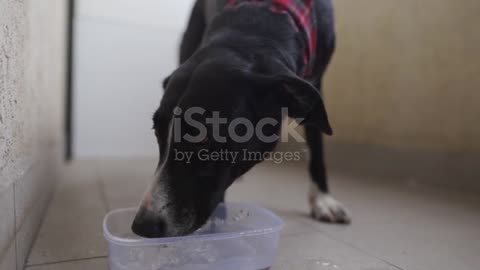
[305,125,351,224]
[180,0,207,64]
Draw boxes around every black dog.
[132,0,350,238]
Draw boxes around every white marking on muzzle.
[139,116,196,236]
[139,117,175,228]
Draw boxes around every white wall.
[73,0,194,159]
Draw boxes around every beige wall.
[325,0,480,153]
[0,1,67,269]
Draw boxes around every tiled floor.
[25,160,480,270]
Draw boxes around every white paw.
[309,185,351,224]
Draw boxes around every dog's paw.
[309,186,351,224]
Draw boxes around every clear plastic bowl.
[103,202,284,270]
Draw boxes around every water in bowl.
[112,208,255,270]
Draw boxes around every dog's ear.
[276,74,332,135]
[245,71,332,135]
[237,55,332,135]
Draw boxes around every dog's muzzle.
[131,207,168,238]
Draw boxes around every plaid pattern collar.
[226,0,317,77]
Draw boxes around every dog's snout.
[131,209,167,238]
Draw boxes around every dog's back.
[201,0,335,82]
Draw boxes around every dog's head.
[131,55,332,238]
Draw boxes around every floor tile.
[26,163,108,266]
[26,257,108,270]
[0,185,15,264]
[16,199,48,270]
[229,162,480,270]
[25,159,480,270]
[14,163,51,231]
[298,172,480,270]
[228,163,327,237]
[0,242,16,270]
[15,164,54,270]
[269,208,319,237]
[97,159,155,211]
[272,233,399,270]
[228,162,311,212]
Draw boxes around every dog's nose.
[131,210,167,238]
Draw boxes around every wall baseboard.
[276,141,480,193]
